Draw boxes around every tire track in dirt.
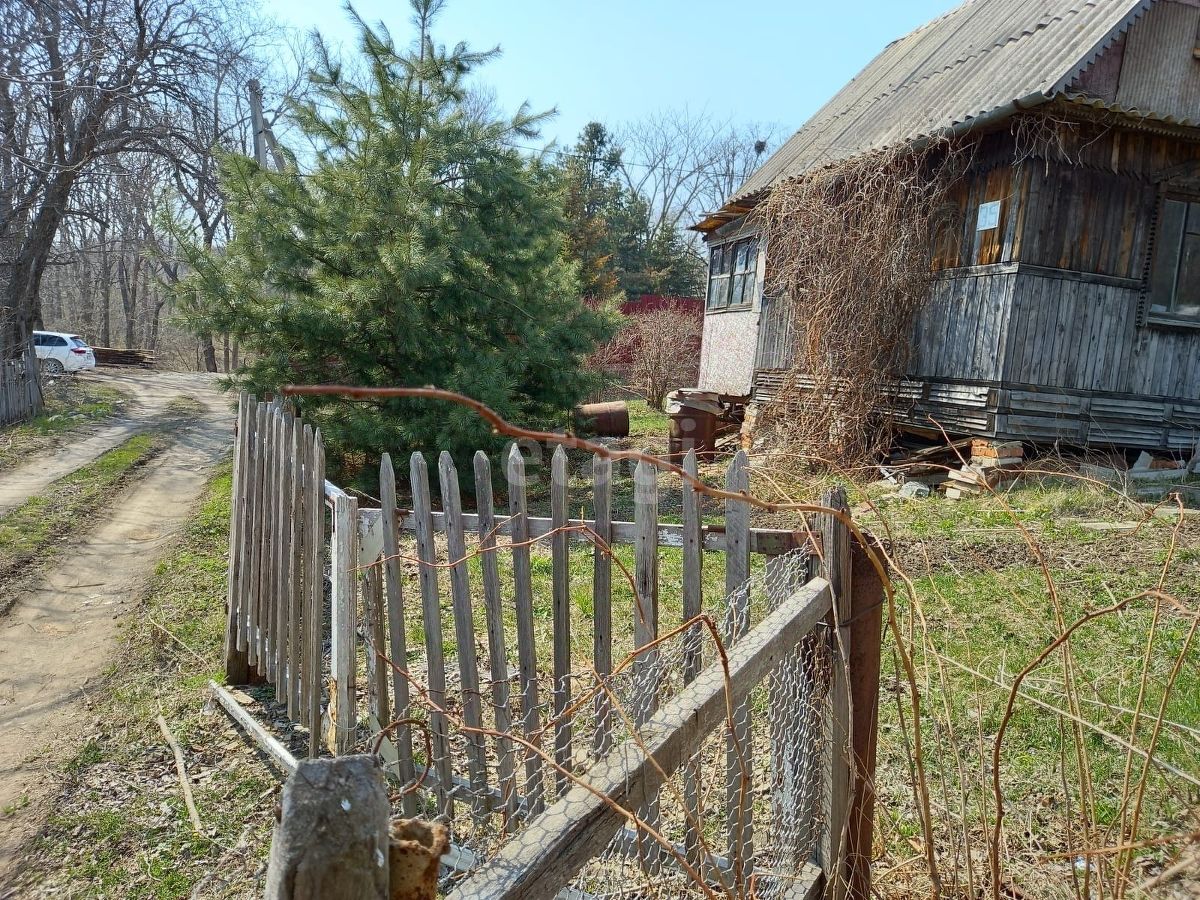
[0,370,221,516]
[0,371,232,879]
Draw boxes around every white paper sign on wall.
[976,200,1001,231]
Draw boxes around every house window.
[1148,197,1200,320]
[706,237,759,311]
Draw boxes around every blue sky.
[261,0,960,151]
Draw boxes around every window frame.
[1146,192,1200,328]
[706,236,759,313]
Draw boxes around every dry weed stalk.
[756,142,965,468]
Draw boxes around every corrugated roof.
[731,0,1152,205]
[1113,0,1200,125]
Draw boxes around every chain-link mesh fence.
[366,547,833,899]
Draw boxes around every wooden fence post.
[330,490,359,755]
[223,392,251,683]
[845,536,884,900]
[264,755,391,900]
[263,755,450,900]
[818,487,852,900]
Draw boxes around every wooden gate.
[222,394,882,898]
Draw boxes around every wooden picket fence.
[222,394,882,899]
[0,340,43,426]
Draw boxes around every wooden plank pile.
[93,347,156,368]
[944,440,1024,499]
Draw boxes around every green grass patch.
[19,464,279,898]
[0,432,164,580]
[626,399,669,440]
[0,377,127,469]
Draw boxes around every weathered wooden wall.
[714,110,1200,449]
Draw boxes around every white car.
[33,330,96,375]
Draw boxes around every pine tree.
[178,1,614,467]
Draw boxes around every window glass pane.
[707,275,728,310]
[1174,232,1200,316]
[717,244,732,275]
[744,238,759,274]
[1149,200,1186,312]
[51,336,67,346]
[1188,202,1200,237]
[731,273,747,306]
[734,241,749,274]
[709,245,723,276]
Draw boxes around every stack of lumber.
[93,347,156,368]
[944,441,1024,499]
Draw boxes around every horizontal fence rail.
[223,401,881,899]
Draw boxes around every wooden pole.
[845,537,884,900]
[262,755,448,900]
[818,487,852,900]
[223,393,251,683]
[264,755,391,900]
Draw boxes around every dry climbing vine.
[756,141,967,467]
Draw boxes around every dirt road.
[0,370,232,878]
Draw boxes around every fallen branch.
[156,714,204,835]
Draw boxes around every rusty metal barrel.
[668,406,718,460]
[573,401,630,437]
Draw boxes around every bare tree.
[606,305,703,410]
[617,110,777,250]
[0,0,248,343]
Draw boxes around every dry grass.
[765,460,1200,899]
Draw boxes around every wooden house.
[693,0,1200,450]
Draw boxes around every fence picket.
[410,452,453,817]
[330,490,358,755]
[591,455,613,757]
[438,452,490,827]
[632,459,661,873]
[380,453,417,815]
[287,414,303,718]
[724,450,753,889]
[295,421,312,729]
[274,411,293,702]
[632,460,659,723]
[363,563,389,735]
[265,408,281,679]
[305,428,325,757]
[681,448,703,868]
[223,393,250,682]
[507,444,545,816]
[550,446,571,797]
[250,402,269,670]
[474,451,519,830]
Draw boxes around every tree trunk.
[201,335,217,372]
[3,175,76,341]
[222,334,230,373]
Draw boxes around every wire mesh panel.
[380,547,830,900]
